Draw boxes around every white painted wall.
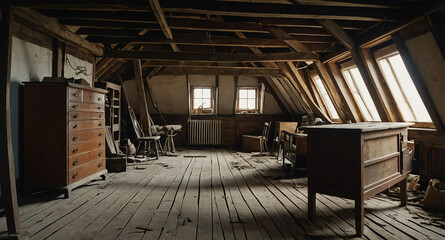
[64,53,94,86]
[10,36,53,179]
[123,75,284,115]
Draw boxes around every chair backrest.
[262,122,271,140]
[128,106,145,138]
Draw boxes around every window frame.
[236,87,259,114]
[190,86,215,114]
[374,45,433,126]
[340,61,381,122]
[309,72,340,121]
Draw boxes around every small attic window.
[375,45,432,123]
[311,75,340,120]
[341,62,381,122]
[236,88,258,113]
[191,87,214,114]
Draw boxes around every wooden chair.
[128,106,162,159]
[282,131,307,176]
[242,122,271,155]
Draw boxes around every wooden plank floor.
[1,149,445,239]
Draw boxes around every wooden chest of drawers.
[24,82,108,198]
[306,122,413,236]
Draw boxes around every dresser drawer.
[69,120,105,131]
[69,129,105,144]
[68,87,83,102]
[68,148,105,169]
[68,102,104,112]
[69,112,104,121]
[69,158,106,184]
[83,91,105,104]
[69,138,105,156]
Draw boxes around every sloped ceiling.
[13,0,444,121]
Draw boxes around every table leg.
[400,177,407,206]
[308,189,316,222]
[355,196,364,237]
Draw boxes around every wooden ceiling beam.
[157,66,283,76]
[88,33,290,48]
[161,1,409,21]
[149,0,180,52]
[14,7,103,56]
[63,18,331,36]
[103,50,319,62]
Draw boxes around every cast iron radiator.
[187,120,221,145]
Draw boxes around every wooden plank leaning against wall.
[0,5,22,238]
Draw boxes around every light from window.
[238,88,257,110]
[377,54,431,122]
[193,88,212,109]
[342,67,381,121]
[313,76,339,119]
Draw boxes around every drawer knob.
[73,136,78,141]
[98,142,102,146]
[98,152,103,157]
[98,163,103,168]
[73,124,78,129]
[98,106,102,110]
[98,123,102,126]
[72,173,78,179]
[73,92,80,97]
[72,104,78,109]
[72,148,78,154]
[98,133,103,137]
[73,114,79,119]
[98,97,102,101]
[98,114,102,118]
[73,159,79,165]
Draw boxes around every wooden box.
[24,82,108,198]
[306,122,413,236]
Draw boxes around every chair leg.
[154,140,160,160]
[157,139,164,155]
[170,136,176,153]
[259,140,263,156]
[136,141,142,157]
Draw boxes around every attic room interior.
[2,0,445,239]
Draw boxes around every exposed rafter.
[157,66,284,76]
[149,0,180,52]
[103,50,319,62]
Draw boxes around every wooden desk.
[306,122,413,236]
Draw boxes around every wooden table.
[306,122,413,236]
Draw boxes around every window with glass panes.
[237,88,257,111]
[341,65,381,121]
[192,87,213,110]
[312,75,340,120]
[375,48,432,122]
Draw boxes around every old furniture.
[272,121,299,159]
[281,131,307,175]
[128,106,162,159]
[24,82,108,198]
[94,81,121,151]
[242,122,271,155]
[306,122,413,236]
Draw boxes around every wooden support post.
[0,5,21,237]
[134,59,152,136]
[52,38,62,77]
